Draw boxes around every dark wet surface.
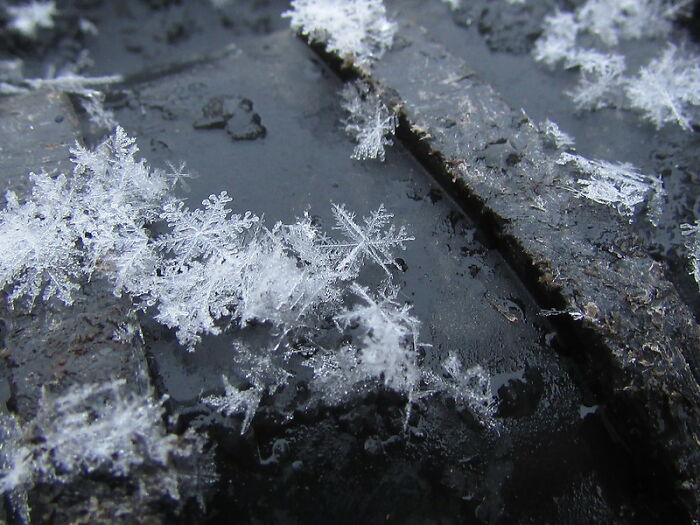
[0,0,695,522]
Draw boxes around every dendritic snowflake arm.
[625,45,700,131]
[0,179,82,308]
[335,283,421,392]
[283,0,396,67]
[158,192,259,266]
[558,152,664,220]
[340,80,398,161]
[201,375,263,434]
[325,203,414,276]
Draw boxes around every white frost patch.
[202,375,263,435]
[625,45,700,131]
[6,1,57,39]
[681,221,700,287]
[558,152,664,220]
[283,0,396,67]
[541,119,575,149]
[340,80,398,161]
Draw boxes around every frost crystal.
[681,221,700,287]
[440,354,496,424]
[0,381,206,500]
[202,375,263,434]
[0,180,82,308]
[335,284,421,392]
[6,1,57,39]
[565,50,626,110]
[576,0,672,46]
[283,0,397,67]
[325,203,414,276]
[340,80,398,161]
[533,10,579,67]
[541,119,575,149]
[533,0,695,122]
[558,152,664,219]
[1,127,497,435]
[625,45,700,131]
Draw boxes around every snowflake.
[533,10,579,67]
[202,375,263,434]
[340,80,398,161]
[0,381,207,499]
[541,119,575,149]
[558,152,664,219]
[324,203,414,277]
[335,284,421,393]
[0,177,82,308]
[6,1,57,39]
[283,0,397,67]
[625,45,700,131]
[565,50,627,110]
[158,192,259,267]
[681,221,700,287]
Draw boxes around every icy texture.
[202,376,263,434]
[541,119,575,149]
[340,80,398,161]
[0,128,495,434]
[283,0,396,67]
[325,202,413,276]
[533,0,698,125]
[0,380,211,511]
[6,1,57,39]
[558,152,664,219]
[565,50,626,110]
[681,221,700,287]
[335,284,421,392]
[625,45,700,131]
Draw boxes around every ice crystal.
[625,45,700,131]
[439,353,496,424]
[565,50,627,110]
[158,192,259,267]
[576,0,673,46]
[0,178,82,308]
[283,0,397,67]
[0,381,206,498]
[324,203,414,276]
[340,80,398,161]
[533,10,579,67]
[558,152,664,219]
[533,0,695,122]
[541,119,575,149]
[681,221,700,286]
[335,284,421,392]
[202,375,263,434]
[6,1,57,39]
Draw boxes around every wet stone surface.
[105,30,672,523]
[0,0,698,523]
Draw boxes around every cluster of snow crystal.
[540,119,575,149]
[0,127,496,435]
[5,1,57,39]
[681,221,700,287]
[283,0,396,67]
[625,45,700,131]
[533,1,699,128]
[340,80,398,161]
[558,152,665,220]
[0,380,212,517]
